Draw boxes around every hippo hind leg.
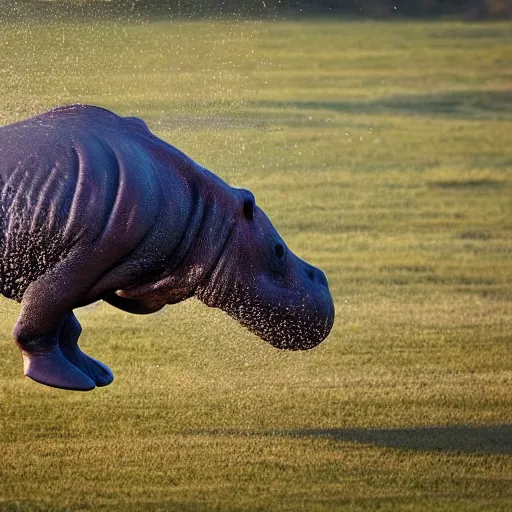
[58,313,113,387]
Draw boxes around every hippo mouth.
[219,285,335,351]
[247,305,334,350]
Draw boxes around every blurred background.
[1,1,511,511]
[1,0,512,19]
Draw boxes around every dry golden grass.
[1,17,511,512]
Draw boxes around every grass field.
[1,16,512,512]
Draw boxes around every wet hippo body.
[0,105,334,391]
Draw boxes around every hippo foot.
[59,343,114,387]
[22,346,96,391]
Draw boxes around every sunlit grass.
[1,18,511,512]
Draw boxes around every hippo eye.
[275,242,285,260]
[243,198,254,221]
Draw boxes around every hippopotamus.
[0,104,334,391]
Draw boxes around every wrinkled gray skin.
[0,105,334,391]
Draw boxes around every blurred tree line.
[354,0,512,17]
[110,0,512,17]
[2,0,512,18]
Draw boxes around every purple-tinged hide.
[0,105,334,391]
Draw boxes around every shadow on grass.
[0,502,65,512]
[286,425,512,454]
[254,89,512,121]
[191,425,512,454]
[429,178,504,189]
[0,501,206,512]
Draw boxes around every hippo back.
[0,106,168,301]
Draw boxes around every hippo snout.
[229,264,335,351]
[261,301,334,351]
[272,294,334,351]
[261,260,334,351]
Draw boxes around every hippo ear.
[243,198,254,221]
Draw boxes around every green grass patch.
[1,18,511,511]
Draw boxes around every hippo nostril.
[306,266,328,287]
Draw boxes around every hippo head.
[197,189,335,350]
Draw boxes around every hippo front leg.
[15,315,96,391]
[13,261,113,391]
[58,313,114,387]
